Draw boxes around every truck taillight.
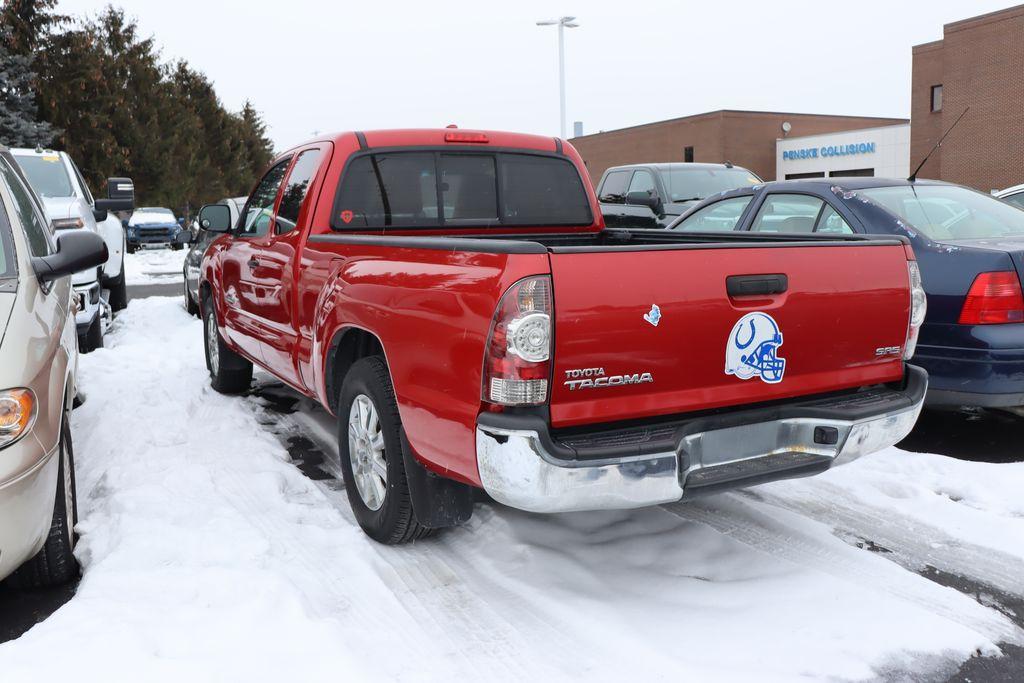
[958,271,1024,325]
[483,276,552,406]
[904,261,927,360]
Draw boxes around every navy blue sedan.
[668,178,1024,410]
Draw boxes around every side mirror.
[625,191,663,214]
[95,177,135,212]
[177,216,185,225]
[92,207,108,223]
[32,230,108,283]
[198,204,231,233]
[175,229,192,246]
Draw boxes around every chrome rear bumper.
[476,366,927,513]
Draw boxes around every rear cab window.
[331,151,591,230]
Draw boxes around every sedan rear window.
[859,185,1024,241]
[332,151,592,230]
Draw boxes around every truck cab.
[597,162,762,229]
[10,148,134,350]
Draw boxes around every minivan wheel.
[338,356,433,544]
[202,298,252,394]
[8,414,80,588]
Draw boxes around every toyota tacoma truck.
[198,128,928,544]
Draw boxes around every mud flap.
[400,429,475,529]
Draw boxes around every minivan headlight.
[0,389,36,448]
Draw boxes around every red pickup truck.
[197,128,928,544]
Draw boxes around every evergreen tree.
[0,28,56,146]
[0,0,66,55]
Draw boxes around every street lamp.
[536,16,579,139]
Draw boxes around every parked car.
[197,129,926,544]
[597,162,762,228]
[0,146,108,587]
[670,177,1024,411]
[126,207,185,251]
[995,183,1024,210]
[11,148,135,351]
[183,196,245,316]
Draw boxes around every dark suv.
[596,162,762,228]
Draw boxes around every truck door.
[220,158,290,364]
[619,169,661,229]
[244,147,325,389]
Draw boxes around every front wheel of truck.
[202,299,252,394]
[338,357,433,544]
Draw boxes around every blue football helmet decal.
[725,312,786,384]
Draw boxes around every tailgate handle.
[727,274,788,297]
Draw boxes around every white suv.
[11,148,134,351]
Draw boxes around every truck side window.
[276,150,322,234]
[627,170,656,198]
[750,194,824,233]
[0,157,54,256]
[240,159,290,238]
[673,196,752,232]
[598,171,630,203]
[816,204,855,234]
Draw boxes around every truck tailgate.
[548,244,910,428]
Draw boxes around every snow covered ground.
[0,296,1022,682]
[123,247,186,285]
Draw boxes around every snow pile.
[123,248,186,285]
[0,296,1019,682]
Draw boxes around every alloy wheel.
[347,394,387,511]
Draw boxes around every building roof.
[569,109,908,141]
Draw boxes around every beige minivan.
[0,147,108,587]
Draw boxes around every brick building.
[911,5,1024,192]
[568,110,907,184]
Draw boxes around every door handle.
[247,258,260,270]
[726,274,788,297]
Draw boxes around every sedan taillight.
[958,271,1024,325]
[482,276,552,406]
[904,261,927,359]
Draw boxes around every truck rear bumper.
[476,365,927,513]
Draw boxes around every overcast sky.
[57,0,1017,151]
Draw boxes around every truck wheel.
[126,244,137,254]
[8,414,80,588]
[202,300,252,394]
[183,275,198,316]
[107,268,128,312]
[79,317,103,353]
[338,357,433,544]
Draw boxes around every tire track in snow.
[243,390,577,681]
[746,482,1024,601]
[661,495,1022,647]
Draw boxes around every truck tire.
[8,414,80,588]
[202,300,252,394]
[79,316,103,353]
[338,356,434,544]
[107,268,128,312]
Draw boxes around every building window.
[829,168,874,178]
[785,172,825,180]
[931,84,943,112]
[684,146,694,163]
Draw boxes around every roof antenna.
[909,107,969,182]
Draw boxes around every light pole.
[536,16,579,139]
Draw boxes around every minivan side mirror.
[32,230,108,283]
[95,177,135,212]
[625,191,663,214]
[198,204,231,233]
[92,207,108,223]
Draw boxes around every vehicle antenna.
[909,107,969,182]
